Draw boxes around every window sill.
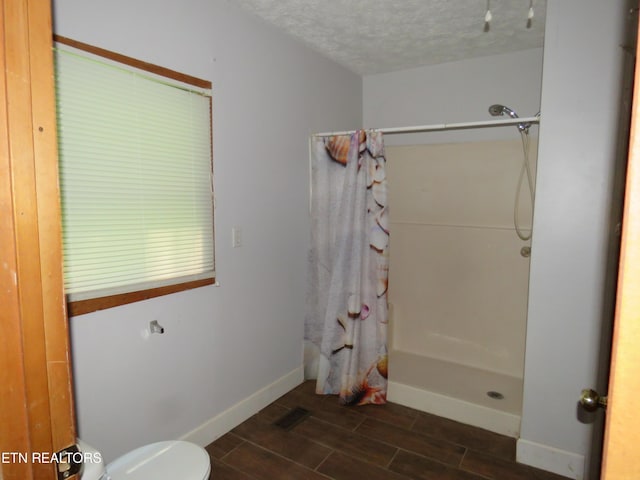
[67,277,215,316]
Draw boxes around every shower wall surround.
[387,139,537,378]
[363,47,544,437]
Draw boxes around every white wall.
[364,48,543,145]
[518,1,629,478]
[52,0,362,462]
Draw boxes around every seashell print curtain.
[305,130,389,405]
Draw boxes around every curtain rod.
[312,116,540,137]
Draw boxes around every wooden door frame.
[0,1,77,479]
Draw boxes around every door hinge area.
[55,444,83,480]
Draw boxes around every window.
[54,37,215,315]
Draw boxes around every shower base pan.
[388,350,522,437]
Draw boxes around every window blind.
[54,46,215,302]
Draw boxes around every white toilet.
[78,439,211,480]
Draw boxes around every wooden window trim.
[53,35,211,89]
[54,35,216,317]
[67,278,215,316]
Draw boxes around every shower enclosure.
[386,121,537,437]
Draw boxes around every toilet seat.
[106,441,210,480]
[78,439,210,480]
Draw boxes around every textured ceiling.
[234,0,547,75]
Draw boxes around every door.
[576,7,638,478]
[600,13,640,477]
[0,1,78,479]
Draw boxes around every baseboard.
[180,365,304,447]
[517,438,584,479]
[388,380,521,438]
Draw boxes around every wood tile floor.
[205,381,567,480]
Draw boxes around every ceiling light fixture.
[527,0,534,28]
[484,0,492,32]
[483,0,535,32]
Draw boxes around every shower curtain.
[305,130,389,405]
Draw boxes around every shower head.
[488,104,519,119]
[488,104,529,132]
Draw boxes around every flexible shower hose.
[514,130,535,241]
